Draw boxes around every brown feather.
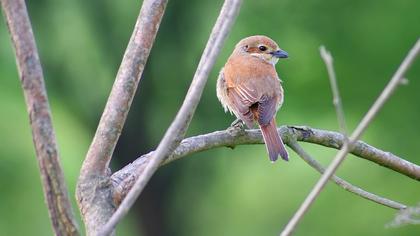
[216,35,288,162]
[260,119,289,161]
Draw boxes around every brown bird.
[217,35,289,162]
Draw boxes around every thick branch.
[79,0,167,177]
[76,0,168,235]
[1,0,79,235]
[111,125,420,204]
[99,0,242,235]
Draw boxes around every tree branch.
[79,0,167,177]
[99,0,242,235]
[1,0,79,235]
[281,38,420,236]
[76,0,168,234]
[288,141,406,210]
[320,46,348,137]
[110,125,420,204]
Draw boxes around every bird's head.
[234,35,288,65]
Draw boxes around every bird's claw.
[228,118,245,131]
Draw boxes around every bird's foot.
[228,118,245,132]
[230,118,245,129]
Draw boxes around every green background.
[1,0,419,235]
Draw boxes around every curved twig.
[1,0,79,235]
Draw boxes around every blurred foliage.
[1,0,420,235]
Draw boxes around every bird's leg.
[227,118,245,135]
[229,118,245,130]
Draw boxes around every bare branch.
[288,141,406,210]
[110,126,420,204]
[320,46,348,137]
[79,0,167,177]
[98,0,242,235]
[287,126,420,180]
[1,0,79,235]
[281,38,420,236]
[76,0,168,234]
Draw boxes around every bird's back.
[224,52,283,105]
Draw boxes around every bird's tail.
[259,119,289,162]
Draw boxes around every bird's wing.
[257,95,277,126]
[227,84,260,128]
[229,82,278,127]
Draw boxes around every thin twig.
[98,0,242,235]
[320,46,348,137]
[110,126,420,204]
[281,38,420,236]
[288,141,406,210]
[76,0,168,234]
[1,0,79,235]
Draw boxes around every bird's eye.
[258,45,267,51]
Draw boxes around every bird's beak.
[270,49,288,58]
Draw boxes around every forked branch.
[98,1,243,235]
[76,0,169,234]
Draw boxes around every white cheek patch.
[250,53,264,60]
[270,57,279,65]
[250,53,279,65]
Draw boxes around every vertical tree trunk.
[1,0,79,235]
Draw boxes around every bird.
[216,35,289,162]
